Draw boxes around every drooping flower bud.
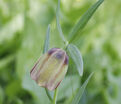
[30,48,68,91]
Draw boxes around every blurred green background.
[0,0,121,104]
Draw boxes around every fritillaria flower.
[30,48,68,91]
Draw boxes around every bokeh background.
[0,0,121,104]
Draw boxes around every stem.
[53,88,58,104]
[45,88,53,102]
[63,41,69,50]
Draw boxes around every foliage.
[0,0,121,104]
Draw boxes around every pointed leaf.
[43,24,50,53]
[71,73,93,104]
[69,0,104,43]
[56,0,67,44]
[67,44,83,76]
[43,24,53,101]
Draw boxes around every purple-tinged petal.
[30,48,69,90]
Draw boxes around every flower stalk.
[45,88,53,102]
[53,88,58,104]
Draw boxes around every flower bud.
[30,48,68,91]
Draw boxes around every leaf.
[43,24,53,101]
[0,14,24,43]
[67,44,83,76]
[5,80,22,98]
[0,55,15,70]
[0,14,24,55]
[58,75,80,101]
[22,71,51,104]
[0,86,4,104]
[43,24,50,53]
[69,0,104,43]
[71,73,94,104]
[56,0,67,44]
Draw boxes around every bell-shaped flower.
[30,48,68,91]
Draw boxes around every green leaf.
[5,80,22,98]
[22,71,51,104]
[0,86,4,104]
[58,75,80,101]
[67,44,83,76]
[69,0,104,43]
[56,0,67,44]
[43,24,50,53]
[0,55,15,70]
[0,14,24,55]
[43,24,53,102]
[71,73,94,104]
[0,14,24,43]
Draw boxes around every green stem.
[63,41,69,50]
[45,88,53,102]
[53,88,58,104]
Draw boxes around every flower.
[30,48,69,91]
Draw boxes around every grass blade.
[43,24,50,53]
[43,24,53,102]
[71,73,94,104]
[56,0,67,44]
[67,44,83,76]
[69,0,104,43]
